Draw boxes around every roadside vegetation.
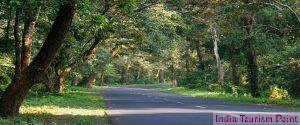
[0,0,299,122]
[155,87,300,109]
[0,86,106,125]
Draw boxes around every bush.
[207,84,222,92]
[223,83,235,94]
[178,71,211,88]
[236,86,249,96]
[136,77,157,84]
[105,74,121,84]
[224,83,249,97]
[269,85,290,99]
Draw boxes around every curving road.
[102,85,300,125]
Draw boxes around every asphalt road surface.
[102,85,300,125]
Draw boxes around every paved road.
[102,85,300,125]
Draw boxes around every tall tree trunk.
[121,62,130,83]
[100,74,104,86]
[246,38,259,97]
[136,67,141,80]
[55,62,75,93]
[72,78,78,86]
[51,9,108,91]
[82,37,104,60]
[210,23,224,86]
[158,69,165,83]
[230,44,239,85]
[21,5,41,70]
[86,74,97,88]
[43,70,54,92]
[11,9,22,104]
[78,73,97,87]
[14,8,21,76]
[121,66,128,83]
[195,41,204,70]
[185,48,192,73]
[54,37,106,93]
[56,75,65,93]
[243,11,260,97]
[171,64,177,87]
[0,1,76,117]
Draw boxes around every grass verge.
[155,87,300,109]
[0,86,107,125]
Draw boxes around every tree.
[210,22,224,86]
[0,0,76,117]
[0,0,299,119]
[13,7,21,77]
[242,0,260,97]
[21,2,41,70]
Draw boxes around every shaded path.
[102,85,300,125]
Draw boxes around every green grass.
[0,86,107,125]
[155,87,300,109]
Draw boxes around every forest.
[0,0,299,124]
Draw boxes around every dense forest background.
[0,0,299,117]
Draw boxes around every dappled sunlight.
[0,86,106,124]
[23,92,104,110]
[20,105,105,116]
[0,86,108,124]
[0,0,299,124]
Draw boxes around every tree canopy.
[0,0,299,117]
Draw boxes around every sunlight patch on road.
[177,102,184,104]
[106,108,300,115]
[195,105,206,108]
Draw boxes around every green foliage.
[207,84,222,92]
[0,72,11,90]
[135,77,157,85]
[116,0,137,15]
[269,85,290,99]
[223,83,250,97]
[223,83,235,94]
[236,86,249,97]
[178,71,212,88]
[0,0,299,118]
[104,74,121,84]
